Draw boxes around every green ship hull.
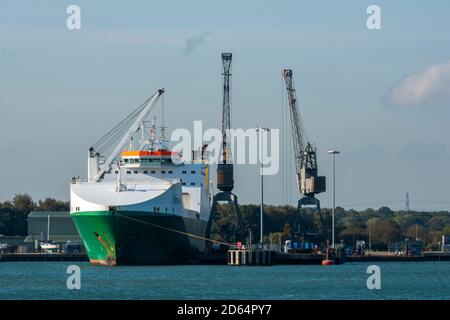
[71,211,206,265]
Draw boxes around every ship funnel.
[88,148,99,183]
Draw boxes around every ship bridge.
[120,149,181,168]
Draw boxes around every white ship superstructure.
[69,89,212,265]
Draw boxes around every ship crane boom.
[94,88,164,182]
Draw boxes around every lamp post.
[257,126,270,248]
[47,213,50,242]
[328,149,340,248]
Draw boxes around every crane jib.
[282,69,325,196]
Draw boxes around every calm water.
[0,261,449,300]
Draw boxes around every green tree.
[377,206,393,217]
[0,199,28,236]
[360,208,378,222]
[442,225,450,236]
[366,218,402,249]
[37,198,70,211]
[404,224,427,241]
[282,223,292,239]
[428,215,450,231]
[12,194,35,215]
[339,226,368,245]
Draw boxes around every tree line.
[0,194,69,236]
[211,204,450,251]
[1,194,450,250]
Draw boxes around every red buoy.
[322,259,336,266]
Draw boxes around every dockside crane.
[282,69,327,247]
[205,53,244,247]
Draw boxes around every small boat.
[40,242,58,252]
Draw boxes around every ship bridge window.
[124,159,129,164]
[140,158,149,163]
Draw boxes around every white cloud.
[386,60,450,107]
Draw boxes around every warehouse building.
[25,211,84,252]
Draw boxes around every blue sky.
[1,0,450,211]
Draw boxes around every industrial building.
[24,211,83,251]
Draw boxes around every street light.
[328,149,340,248]
[256,126,270,249]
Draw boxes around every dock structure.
[2,250,450,264]
[0,253,88,262]
[347,252,450,262]
[277,252,326,265]
[423,252,450,261]
[228,249,275,266]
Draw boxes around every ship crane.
[282,69,327,247]
[88,89,165,182]
[205,53,244,247]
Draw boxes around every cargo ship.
[70,89,212,265]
